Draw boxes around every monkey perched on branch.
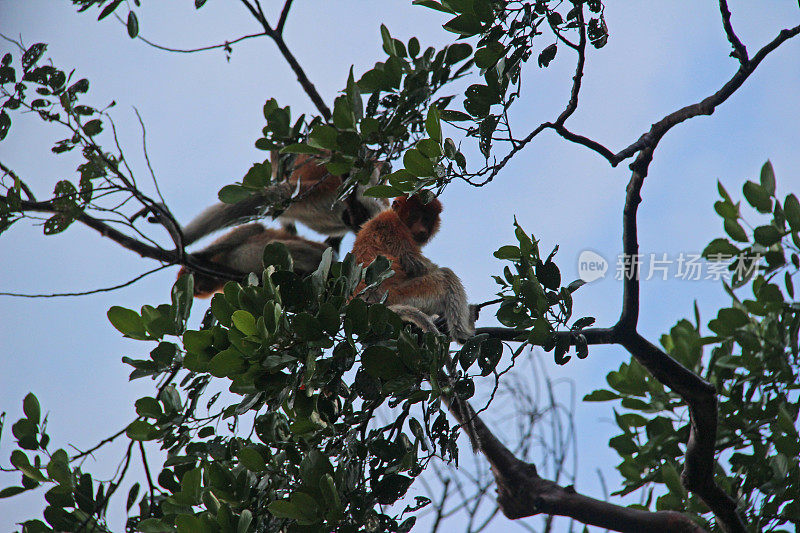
[353,195,475,343]
[180,151,389,249]
[177,223,328,298]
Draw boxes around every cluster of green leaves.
[2,244,502,532]
[704,161,800,291]
[415,0,608,159]
[217,26,476,210]
[585,163,800,531]
[1,393,122,532]
[0,44,117,235]
[492,219,594,364]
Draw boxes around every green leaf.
[412,0,455,14]
[702,238,740,259]
[478,338,502,375]
[380,24,396,56]
[292,313,325,341]
[218,185,254,204]
[308,124,339,150]
[98,0,123,20]
[760,160,776,195]
[126,420,159,441]
[713,200,738,220]
[444,14,483,36]
[232,310,257,336]
[136,518,174,532]
[374,473,413,504]
[753,225,782,246]
[362,345,406,379]
[425,107,441,142]
[743,181,772,213]
[474,41,505,68]
[416,139,442,159]
[538,44,558,67]
[135,397,163,419]
[21,43,47,69]
[237,510,253,533]
[440,110,472,122]
[82,119,103,136]
[209,348,247,378]
[724,219,748,243]
[445,43,473,64]
[784,194,800,231]
[126,11,139,38]
[23,393,41,425]
[364,184,403,198]
[0,111,10,141]
[583,389,621,402]
[263,241,293,272]
[403,149,435,177]
[107,306,147,340]
[238,447,267,472]
[280,143,323,155]
[0,486,27,499]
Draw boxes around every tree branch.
[446,400,704,532]
[239,0,331,120]
[7,196,251,284]
[718,0,748,63]
[276,0,294,35]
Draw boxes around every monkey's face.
[405,212,434,244]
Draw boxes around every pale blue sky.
[1,1,799,531]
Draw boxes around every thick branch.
[446,400,704,532]
[474,151,745,530]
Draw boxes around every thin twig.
[71,426,129,461]
[133,107,166,206]
[0,265,169,298]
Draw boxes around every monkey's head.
[392,194,442,245]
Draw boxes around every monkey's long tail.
[389,304,481,452]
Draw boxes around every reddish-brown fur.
[351,195,474,342]
[352,195,442,303]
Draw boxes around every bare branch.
[133,107,166,206]
[0,265,168,298]
[554,3,587,125]
[613,23,800,163]
[6,195,250,284]
[238,0,331,120]
[718,0,748,63]
[130,26,266,54]
[276,0,294,35]
[71,426,128,461]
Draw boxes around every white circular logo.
[578,250,608,283]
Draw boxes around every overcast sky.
[1,1,799,531]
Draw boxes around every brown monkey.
[178,223,328,298]
[180,152,389,248]
[352,195,475,343]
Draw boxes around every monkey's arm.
[398,252,435,278]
